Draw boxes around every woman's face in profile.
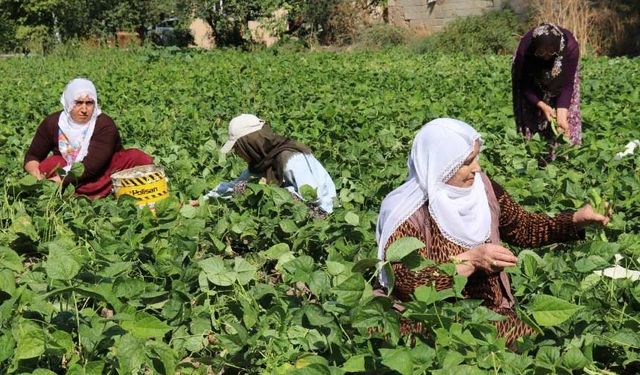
[446,140,481,188]
[70,94,95,124]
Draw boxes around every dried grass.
[529,0,630,55]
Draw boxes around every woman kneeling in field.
[377,118,609,347]
[197,114,337,214]
[24,78,154,198]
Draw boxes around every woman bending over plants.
[512,23,581,161]
[23,78,154,198]
[195,114,337,214]
[376,118,609,347]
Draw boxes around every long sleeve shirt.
[512,27,580,109]
[384,178,584,303]
[24,111,123,185]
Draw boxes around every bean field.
[0,48,639,374]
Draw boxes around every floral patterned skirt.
[515,69,582,160]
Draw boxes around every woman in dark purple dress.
[512,23,581,160]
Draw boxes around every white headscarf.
[57,78,102,171]
[376,118,491,287]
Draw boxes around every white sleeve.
[283,154,337,213]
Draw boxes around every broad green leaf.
[303,304,333,326]
[605,329,640,348]
[0,333,15,362]
[326,261,346,276]
[32,369,56,375]
[44,243,81,281]
[344,212,360,226]
[262,243,290,259]
[120,312,171,339]
[380,347,412,375]
[0,269,16,297]
[351,258,380,273]
[147,340,178,374]
[179,204,197,219]
[290,363,331,375]
[442,351,465,368]
[15,326,45,359]
[386,237,425,262]
[67,363,105,375]
[453,274,467,297]
[574,255,609,273]
[18,174,38,187]
[67,162,84,178]
[342,354,368,372]
[580,274,601,290]
[9,214,38,241]
[199,256,235,286]
[528,295,581,327]
[562,346,590,370]
[535,346,560,366]
[282,255,315,283]
[299,184,318,200]
[333,273,365,307]
[309,270,331,297]
[98,261,133,278]
[241,300,258,329]
[0,246,23,272]
[234,257,257,285]
[518,250,543,277]
[414,285,438,304]
[114,334,147,374]
[49,330,74,354]
[280,220,298,233]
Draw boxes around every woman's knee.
[38,155,67,177]
[119,148,154,166]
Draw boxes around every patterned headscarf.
[529,23,567,95]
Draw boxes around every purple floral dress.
[512,24,581,160]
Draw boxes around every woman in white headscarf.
[377,118,609,346]
[24,78,154,198]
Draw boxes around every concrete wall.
[388,0,519,34]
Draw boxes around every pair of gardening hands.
[455,205,611,277]
[538,101,569,134]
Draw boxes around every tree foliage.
[0,0,179,53]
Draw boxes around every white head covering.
[57,78,102,171]
[220,114,265,154]
[376,118,491,287]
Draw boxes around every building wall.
[388,0,520,34]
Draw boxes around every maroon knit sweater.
[24,111,123,185]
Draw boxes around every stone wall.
[388,0,518,34]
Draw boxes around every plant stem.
[72,290,83,358]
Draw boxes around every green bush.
[0,13,18,53]
[355,23,409,50]
[413,9,524,55]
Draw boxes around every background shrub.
[413,9,525,55]
[354,23,409,50]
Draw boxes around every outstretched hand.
[573,204,611,229]
[455,243,518,276]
